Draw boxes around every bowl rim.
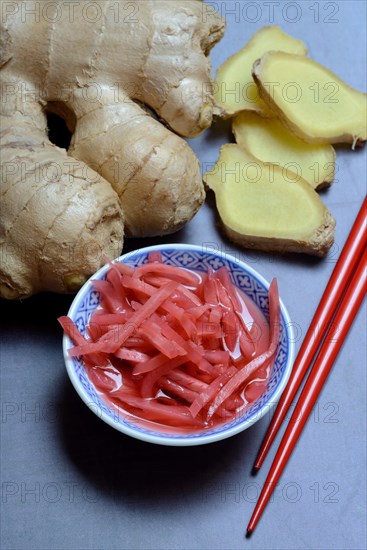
[63,243,295,446]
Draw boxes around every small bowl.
[62,244,295,446]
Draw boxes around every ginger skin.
[0,0,225,298]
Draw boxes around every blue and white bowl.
[62,244,295,446]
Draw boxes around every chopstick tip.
[246,529,253,538]
[251,465,260,476]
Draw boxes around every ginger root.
[203,145,335,257]
[233,112,336,190]
[0,1,225,299]
[253,52,367,145]
[214,26,307,118]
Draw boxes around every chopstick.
[247,247,367,535]
[253,197,367,471]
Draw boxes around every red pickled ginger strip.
[190,366,238,418]
[68,281,178,356]
[148,250,163,263]
[133,263,199,286]
[206,279,280,420]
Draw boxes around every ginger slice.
[214,26,307,118]
[233,112,336,190]
[253,52,367,145]
[203,145,335,257]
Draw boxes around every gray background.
[1,1,366,549]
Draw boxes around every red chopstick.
[254,197,367,471]
[247,247,367,535]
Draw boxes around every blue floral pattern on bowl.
[63,244,294,446]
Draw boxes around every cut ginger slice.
[253,52,367,146]
[233,112,336,190]
[214,26,307,118]
[203,144,335,257]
